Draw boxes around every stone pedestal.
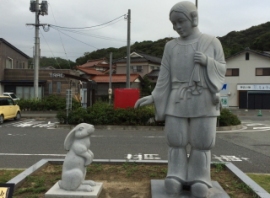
[151,180,230,198]
[45,181,103,198]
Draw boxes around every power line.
[48,2,70,68]
[51,27,98,49]
[52,24,126,43]
[49,14,126,30]
[40,31,61,69]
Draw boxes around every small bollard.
[258,110,262,116]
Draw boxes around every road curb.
[7,159,270,197]
[55,124,243,132]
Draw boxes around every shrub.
[218,108,241,126]
[68,108,88,124]
[17,95,81,111]
[56,101,155,125]
[56,102,241,127]
[56,110,67,124]
[87,101,116,125]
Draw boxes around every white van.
[3,92,20,101]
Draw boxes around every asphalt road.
[0,118,270,173]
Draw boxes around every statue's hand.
[212,93,220,105]
[194,51,207,66]
[134,95,154,108]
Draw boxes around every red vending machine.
[114,88,140,109]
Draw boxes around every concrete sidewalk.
[21,111,57,119]
[229,109,270,117]
[20,109,270,119]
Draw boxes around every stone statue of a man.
[135,1,226,197]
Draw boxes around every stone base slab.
[151,180,230,198]
[45,181,103,198]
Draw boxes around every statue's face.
[170,11,193,38]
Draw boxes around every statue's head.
[169,1,198,38]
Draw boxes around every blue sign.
[222,84,227,90]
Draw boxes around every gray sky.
[1,0,270,62]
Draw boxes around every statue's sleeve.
[152,42,171,121]
[204,38,226,93]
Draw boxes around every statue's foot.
[164,177,182,196]
[191,182,208,198]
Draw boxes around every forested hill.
[37,21,270,67]
[75,21,270,65]
[75,37,173,65]
[219,21,270,57]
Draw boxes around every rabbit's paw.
[83,180,96,186]
[77,184,94,192]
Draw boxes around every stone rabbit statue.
[58,123,96,192]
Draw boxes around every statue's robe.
[152,34,226,121]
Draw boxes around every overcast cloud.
[0,0,270,62]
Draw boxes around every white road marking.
[212,155,249,162]
[4,120,59,129]
[0,153,65,157]
[7,133,26,136]
[253,127,270,130]
[3,119,35,126]
[91,135,165,138]
[246,123,264,126]
[126,153,161,160]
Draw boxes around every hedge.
[17,95,80,111]
[56,101,241,126]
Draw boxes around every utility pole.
[109,52,112,104]
[126,9,131,88]
[34,0,40,99]
[28,0,48,99]
[196,0,198,8]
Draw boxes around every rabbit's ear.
[64,125,80,150]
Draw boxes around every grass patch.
[247,173,270,193]
[0,169,24,183]
[0,163,265,198]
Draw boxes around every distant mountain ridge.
[219,21,270,57]
[43,21,270,66]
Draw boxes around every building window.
[245,52,249,60]
[16,86,42,99]
[48,81,52,94]
[256,68,270,76]
[56,82,61,94]
[226,68,239,76]
[6,58,13,68]
[131,65,143,73]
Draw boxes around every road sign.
[220,96,228,107]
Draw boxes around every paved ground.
[20,109,270,119]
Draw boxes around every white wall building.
[223,48,270,109]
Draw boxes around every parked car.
[0,96,21,124]
[3,92,20,101]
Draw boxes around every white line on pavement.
[246,123,264,126]
[2,119,35,126]
[0,153,66,157]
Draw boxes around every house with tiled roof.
[76,58,116,74]
[76,52,161,99]
[77,67,104,79]
[223,48,270,109]
[115,52,161,77]
[91,74,141,98]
